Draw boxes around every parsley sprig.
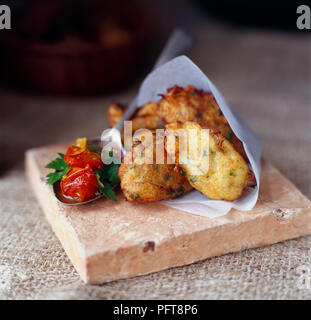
[86,145,101,152]
[45,153,70,185]
[95,162,120,202]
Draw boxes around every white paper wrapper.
[136,56,262,218]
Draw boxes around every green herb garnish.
[176,186,185,198]
[180,168,186,176]
[96,174,118,202]
[247,183,256,189]
[86,145,101,152]
[102,149,121,165]
[95,161,120,202]
[45,153,70,185]
[130,194,140,200]
[226,131,233,142]
[208,101,216,110]
[107,164,120,186]
[230,172,235,176]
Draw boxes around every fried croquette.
[158,85,247,160]
[107,101,163,131]
[131,116,163,132]
[107,102,125,127]
[136,102,159,117]
[118,132,192,203]
[164,121,254,201]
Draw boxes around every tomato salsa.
[45,138,120,202]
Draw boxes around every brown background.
[0,1,310,299]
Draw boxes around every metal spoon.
[53,28,195,205]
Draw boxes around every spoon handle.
[114,28,195,132]
[152,28,195,71]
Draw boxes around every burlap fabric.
[0,11,310,299]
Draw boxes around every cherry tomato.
[64,145,102,170]
[60,164,98,202]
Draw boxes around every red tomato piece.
[60,164,98,202]
[64,145,102,170]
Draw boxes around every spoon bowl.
[52,138,104,205]
[53,180,103,206]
